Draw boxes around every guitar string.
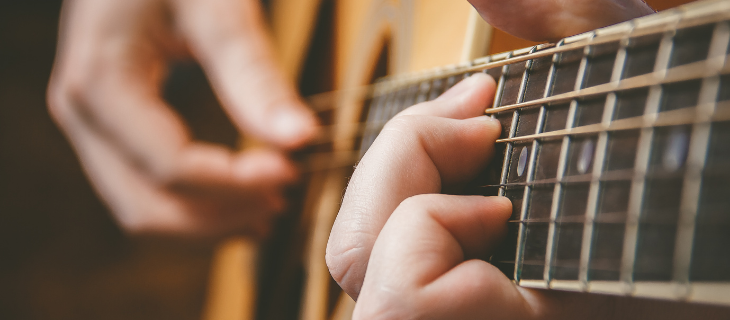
[296,5,729,178]
[302,97,730,154]
[304,54,730,149]
[304,9,730,114]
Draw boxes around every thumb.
[172,0,318,149]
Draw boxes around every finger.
[171,0,318,149]
[326,75,500,299]
[49,0,300,195]
[467,0,655,42]
[400,73,496,118]
[58,107,287,237]
[353,194,549,320]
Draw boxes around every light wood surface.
[202,239,258,320]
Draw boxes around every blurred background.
[0,0,694,320]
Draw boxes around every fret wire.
[408,81,421,106]
[672,21,730,287]
[512,47,547,284]
[476,166,703,189]
[492,51,527,280]
[573,34,595,92]
[494,101,730,144]
[308,100,730,147]
[493,52,513,109]
[306,1,730,114]
[619,22,677,287]
[515,47,542,284]
[541,40,568,285]
[415,78,431,104]
[517,48,536,103]
[360,85,390,157]
[611,22,635,83]
[484,55,730,116]
[545,50,586,284]
[496,52,515,200]
[580,90,618,287]
[373,5,730,92]
[385,84,403,120]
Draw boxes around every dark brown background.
[0,1,696,320]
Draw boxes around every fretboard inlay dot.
[577,139,595,175]
[662,127,690,172]
[566,136,598,176]
[517,146,529,177]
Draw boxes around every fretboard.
[354,0,730,306]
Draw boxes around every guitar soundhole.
[523,56,552,101]
[515,107,541,137]
[583,41,620,89]
[500,62,528,106]
[535,139,563,181]
[605,130,640,172]
[670,24,715,68]
[550,49,584,96]
[574,96,606,127]
[660,79,702,112]
[565,135,598,177]
[543,103,570,132]
[634,179,684,281]
[622,33,662,79]
[614,88,649,120]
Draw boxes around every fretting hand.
[326,0,655,299]
[337,74,730,320]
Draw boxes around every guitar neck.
[356,0,730,306]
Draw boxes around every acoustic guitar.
[204,0,730,319]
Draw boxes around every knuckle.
[325,242,356,287]
[385,114,421,130]
[46,79,81,124]
[396,194,438,214]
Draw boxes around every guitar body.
[203,1,726,320]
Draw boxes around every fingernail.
[471,115,502,133]
[436,73,486,101]
[472,115,500,124]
